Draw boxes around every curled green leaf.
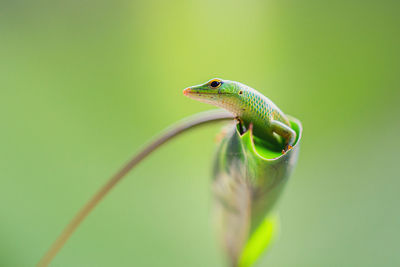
[212,116,302,267]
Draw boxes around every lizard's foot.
[235,116,247,134]
[282,144,293,154]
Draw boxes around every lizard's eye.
[209,80,222,88]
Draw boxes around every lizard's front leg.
[270,120,296,153]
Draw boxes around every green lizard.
[183,78,296,152]
[38,79,301,267]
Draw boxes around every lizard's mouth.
[183,88,216,96]
[183,88,229,96]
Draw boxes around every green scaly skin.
[183,78,296,152]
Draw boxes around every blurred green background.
[1,0,399,266]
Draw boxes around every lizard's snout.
[183,87,192,96]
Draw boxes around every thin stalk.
[37,110,234,267]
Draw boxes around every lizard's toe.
[282,144,293,154]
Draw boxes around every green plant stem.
[37,110,234,267]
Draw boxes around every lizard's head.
[183,78,241,108]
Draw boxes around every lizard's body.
[184,78,296,151]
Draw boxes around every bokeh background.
[1,0,399,266]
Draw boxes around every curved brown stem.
[37,110,234,267]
